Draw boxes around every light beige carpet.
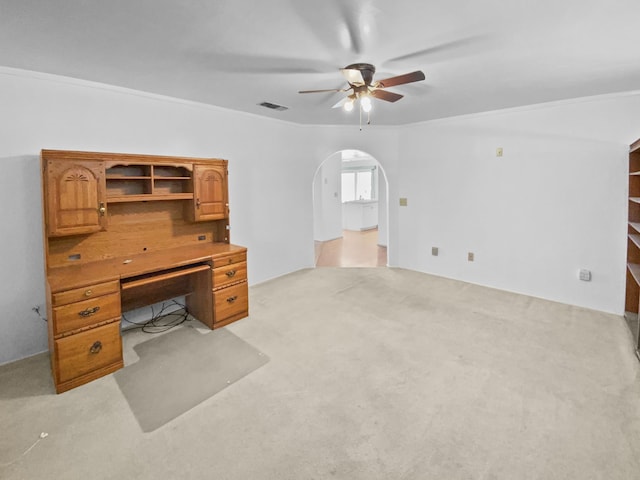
[1,267,639,479]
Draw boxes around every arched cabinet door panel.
[192,164,228,221]
[45,160,107,237]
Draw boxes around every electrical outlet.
[432,247,438,256]
[468,252,474,262]
[579,269,591,281]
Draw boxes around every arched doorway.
[312,149,389,267]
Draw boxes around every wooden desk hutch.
[41,150,249,393]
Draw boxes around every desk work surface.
[47,243,247,292]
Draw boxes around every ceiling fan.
[298,63,426,113]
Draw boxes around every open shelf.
[629,263,640,285]
[106,163,193,202]
[626,138,640,357]
[106,175,152,180]
[630,234,640,250]
[107,193,194,203]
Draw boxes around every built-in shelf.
[629,263,640,285]
[107,193,194,203]
[625,137,640,359]
[630,234,640,249]
[106,175,152,180]
[106,163,193,202]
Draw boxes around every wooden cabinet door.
[192,164,228,221]
[45,160,107,237]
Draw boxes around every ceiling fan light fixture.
[344,99,355,112]
[361,96,372,113]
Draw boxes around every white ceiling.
[2,0,640,126]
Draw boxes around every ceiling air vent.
[258,101,288,111]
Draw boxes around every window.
[341,168,374,202]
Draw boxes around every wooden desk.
[41,149,248,393]
[46,243,248,393]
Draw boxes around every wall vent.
[258,101,288,111]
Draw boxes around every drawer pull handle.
[89,341,102,354]
[84,289,93,297]
[78,306,100,317]
[226,295,238,303]
[225,269,236,278]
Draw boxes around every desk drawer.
[213,261,247,289]
[55,322,122,384]
[212,252,246,268]
[52,280,120,306]
[213,282,248,323]
[53,292,121,336]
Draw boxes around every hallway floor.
[315,229,387,267]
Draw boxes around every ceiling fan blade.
[341,68,365,85]
[332,97,349,109]
[385,36,486,64]
[185,51,338,74]
[375,71,425,88]
[299,88,346,94]
[370,89,403,103]
[337,1,363,55]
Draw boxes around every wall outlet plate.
[579,269,591,281]
[468,252,474,262]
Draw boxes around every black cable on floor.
[121,300,191,333]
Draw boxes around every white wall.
[0,68,322,364]
[377,170,388,248]
[2,65,638,364]
[312,153,342,241]
[397,93,640,314]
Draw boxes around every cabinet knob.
[84,290,93,297]
[98,203,106,216]
[78,306,100,317]
[226,295,238,304]
[196,198,201,208]
[89,341,102,354]
[225,269,236,278]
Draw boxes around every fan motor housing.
[345,63,376,85]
